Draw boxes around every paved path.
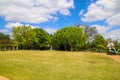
[0,75,9,80]
[108,55,120,63]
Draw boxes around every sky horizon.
[0,0,120,41]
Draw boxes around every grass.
[0,50,120,80]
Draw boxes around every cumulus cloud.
[0,29,9,33]
[5,22,23,29]
[44,28,57,34]
[92,24,120,40]
[0,0,73,23]
[106,14,120,26]
[60,9,70,15]
[92,24,108,35]
[5,22,39,29]
[104,30,120,40]
[4,22,57,34]
[81,0,120,27]
[79,10,84,16]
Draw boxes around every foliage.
[0,32,10,39]
[113,39,120,51]
[9,24,120,53]
[52,26,87,51]
[12,26,50,50]
[0,32,13,46]
[12,26,36,49]
[74,24,98,42]
[33,28,50,50]
[116,51,120,55]
[91,34,105,49]
[84,26,98,39]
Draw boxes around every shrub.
[116,51,120,55]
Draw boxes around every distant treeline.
[0,25,120,53]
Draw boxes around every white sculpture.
[107,43,115,49]
[107,42,116,54]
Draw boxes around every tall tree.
[74,24,98,40]
[92,34,105,50]
[83,26,98,42]
[33,28,50,50]
[52,26,87,51]
[12,26,36,49]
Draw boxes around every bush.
[116,51,120,55]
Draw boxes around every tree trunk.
[50,45,52,50]
[65,45,66,51]
[9,46,10,50]
[70,46,73,51]
[12,46,14,50]
[16,46,18,50]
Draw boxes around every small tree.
[91,34,105,52]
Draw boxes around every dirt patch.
[108,55,120,63]
[0,75,9,80]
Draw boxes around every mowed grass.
[0,51,120,80]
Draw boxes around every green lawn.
[0,50,120,80]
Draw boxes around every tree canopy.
[0,32,10,39]
[32,28,50,50]
[0,24,118,53]
[12,26,50,50]
[52,26,87,51]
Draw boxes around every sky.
[0,0,120,40]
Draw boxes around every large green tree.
[91,34,105,51]
[52,26,87,51]
[33,28,50,50]
[12,26,37,49]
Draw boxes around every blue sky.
[0,0,120,40]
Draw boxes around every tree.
[33,28,50,50]
[0,32,15,50]
[24,29,37,49]
[52,26,87,51]
[112,39,120,51]
[0,32,10,39]
[74,24,98,41]
[12,26,37,49]
[0,32,12,44]
[91,34,105,51]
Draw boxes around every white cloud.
[92,24,120,40]
[81,0,120,27]
[5,22,23,29]
[44,28,57,34]
[0,0,74,23]
[92,24,108,35]
[5,22,39,29]
[79,10,84,15]
[104,30,120,40]
[0,29,9,33]
[5,22,57,34]
[81,3,108,22]
[106,14,120,26]
[60,9,70,15]
[25,24,39,29]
